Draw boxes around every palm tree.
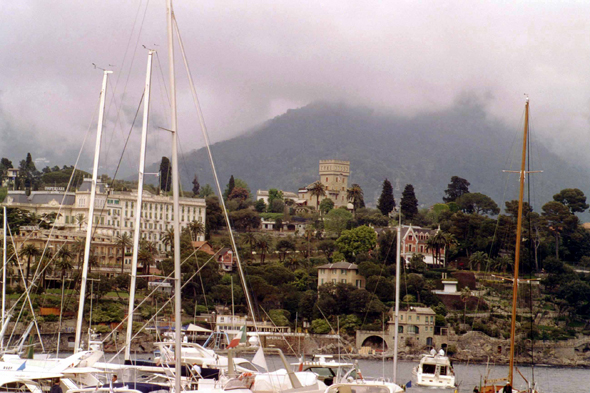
[443,232,458,266]
[139,240,157,275]
[115,233,132,273]
[33,250,53,289]
[75,213,86,230]
[188,221,205,241]
[241,232,257,256]
[20,243,40,284]
[71,238,86,271]
[469,251,488,272]
[256,234,273,264]
[308,181,326,211]
[56,246,74,280]
[346,184,364,217]
[426,230,447,267]
[162,228,174,251]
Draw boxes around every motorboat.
[291,355,356,386]
[412,349,456,389]
[324,381,403,393]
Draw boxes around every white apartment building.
[3,178,206,255]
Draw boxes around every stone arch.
[361,335,388,350]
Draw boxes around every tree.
[254,199,266,212]
[269,199,286,214]
[276,238,296,262]
[469,251,488,271]
[228,187,249,203]
[541,201,579,259]
[267,189,283,208]
[256,234,273,263]
[188,221,205,241]
[55,246,74,280]
[20,244,40,284]
[319,199,334,215]
[347,184,364,217]
[159,157,172,192]
[400,184,418,221]
[426,230,447,267]
[199,184,215,198]
[377,179,395,216]
[205,196,224,238]
[75,214,86,230]
[443,176,470,203]
[456,192,500,216]
[335,225,377,260]
[0,158,13,184]
[553,188,589,214]
[229,209,260,232]
[224,175,236,199]
[308,181,326,211]
[192,175,200,196]
[324,209,353,237]
[115,233,132,273]
[318,239,336,258]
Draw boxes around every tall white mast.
[393,210,401,383]
[74,69,111,353]
[167,1,182,391]
[125,50,155,361]
[2,205,6,348]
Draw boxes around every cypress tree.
[377,178,395,216]
[224,175,236,199]
[401,184,419,220]
[192,174,200,196]
[159,157,172,192]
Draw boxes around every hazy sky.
[1,0,590,174]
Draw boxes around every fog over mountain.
[156,99,589,213]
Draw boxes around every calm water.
[261,356,588,393]
[109,352,587,393]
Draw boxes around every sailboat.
[480,98,539,393]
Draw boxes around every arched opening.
[361,335,388,350]
[426,337,433,347]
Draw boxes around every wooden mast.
[508,98,529,385]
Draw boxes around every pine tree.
[159,157,172,192]
[377,179,395,216]
[401,184,419,220]
[443,176,470,203]
[192,174,200,196]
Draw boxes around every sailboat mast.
[393,213,401,383]
[74,69,111,353]
[167,1,182,391]
[2,205,6,348]
[125,50,155,361]
[508,98,529,385]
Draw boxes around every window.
[341,279,347,284]
[341,269,347,274]
[417,316,420,321]
[332,279,336,283]
[398,326,403,333]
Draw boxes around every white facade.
[3,178,206,255]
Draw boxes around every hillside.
[159,100,589,211]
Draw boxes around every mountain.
[157,100,589,213]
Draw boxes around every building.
[298,160,350,209]
[10,227,122,280]
[317,261,365,289]
[255,190,301,205]
[2,178,206,255]
[2,168,19,189]
[400,224,445,266]
[356,306,452,351]
[217,248,235,272]
[391,306,437,347]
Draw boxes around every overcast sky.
[1,0,590,174]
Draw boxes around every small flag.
[405,381,412,388]
[252,346,268,372]
[228,325,246,348]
